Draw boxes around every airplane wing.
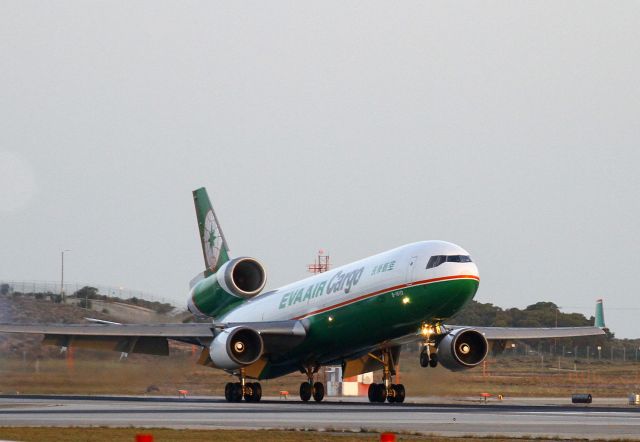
[384,325,604,349]
[450,325,606,340]
[0,320,306,356]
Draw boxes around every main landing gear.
[367,348,405,403]
[224,368,262,402]
[299,365,325,402]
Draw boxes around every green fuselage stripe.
[257,276,479,380]
[291,274,480,320]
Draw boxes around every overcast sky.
[1,2,638,338]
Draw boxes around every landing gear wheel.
[300,382,312,402]
[243,382,254,402]
[429,353,438,368]
[387,388,396,403]
[393,384,405,403]
[224,382,233,402]
[252,382,262,402]
[420,351,429,367]
[230,382,243,402]
[369,383,385,403]
[244,382,261,402]
[312,382,325,402]
[368,383,377,402]
[374,383,387,403]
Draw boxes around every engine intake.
[209,326,264,370]
[220,257,267,299]
[437,328,488,371]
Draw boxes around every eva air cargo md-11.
[0,188,604,403]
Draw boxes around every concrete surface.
[0,395,638,440]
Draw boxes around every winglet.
[595,298,606,329]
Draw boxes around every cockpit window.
[426,255,445,269]
[426,255,472,269]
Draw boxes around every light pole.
[597,345,602,360]
[60,249,71,301]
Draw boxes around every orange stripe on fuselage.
[291,274,480,320]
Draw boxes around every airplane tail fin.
[193,187,230,276]
[595,298,606,329]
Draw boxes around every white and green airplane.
[0,187,604,403]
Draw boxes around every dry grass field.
[0,427,614,442]
[2,294,638,398]
[0,345,638,398]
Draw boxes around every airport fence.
[0,279,175,307]
[496,341,640,363]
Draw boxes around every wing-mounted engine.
[188,257,267,318]
[437,327,488,371]
[209,326,264,370]
[197,320,307,375]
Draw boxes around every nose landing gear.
[419,322,444,368]
[419,344,438,368]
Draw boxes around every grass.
[0,347,638,398]
[0,428,620,442]
[0,428,372,442]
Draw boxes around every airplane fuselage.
[215,240,480,378]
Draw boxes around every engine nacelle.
[188,257,267,318]
[209,326,264,370]
[437,328,488,371]
[217,257,267,299]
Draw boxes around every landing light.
[328,316,334,322]
[420,324,434,337]
[402,296,410,304]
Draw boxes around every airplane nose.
[467,261,480,279]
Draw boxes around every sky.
[1,2,639,338]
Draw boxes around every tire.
[253,382,262,402]
[224,382,233,402]
[420,351,429,367]
[394,384,405,403]
[312,382,325,402]
[367,383,377,402]
[300,382,312,402]
[429,353,438,368]
[375,383,387,403]
[387,386,396,403]
[243,382,254,402]
[232,382,243,402]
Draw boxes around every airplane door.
[406,255,418,285]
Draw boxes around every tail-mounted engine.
[437,328,488,371]
[188,257,267,318]
[209,326,264,370]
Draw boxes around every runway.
[0,395,639,440]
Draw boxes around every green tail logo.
[193,187,230,276]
